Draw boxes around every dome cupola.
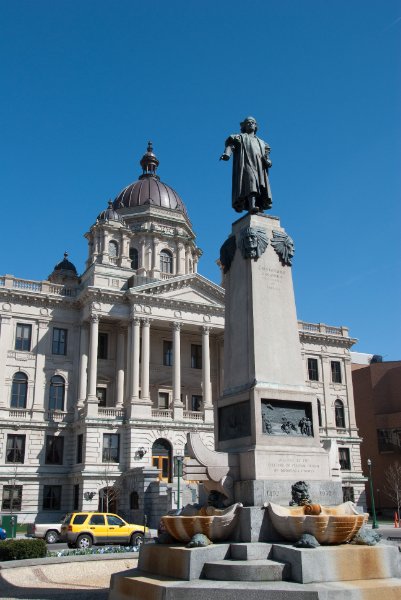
[48,252,79,285]
[97,200,125,224]
[113,143,188,215]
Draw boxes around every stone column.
[152,237,160,278]
[202,326,213,423]
[0,315,12,409]
[77,324,89,408]
[115,327,125,408]
[101,230,109,264]
[138,240,146,275]
[185,247,190,274]
[33,320,48,411]
[172,322,183,419]
[129,316,141,403]
[140,319,151,403]
[125,324,131,401]
[344,357,357,433]
[177,243,185,275]
[86,314,99,415]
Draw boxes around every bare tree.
[383,462,401,520]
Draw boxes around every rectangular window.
[342,486,355,502]
[191,344,202,369]
[191,395,203,411]
[2,485,22,511]
[163,341,173,366]
[76,434,83,464]
[52,328,67,355]
[158,392,169,409]
[98,333,108,359]
[331,361,342,383]
[43,485,62,510]
[73,484,80,510]
[6,435,25,464]
[102,433,120,463]
[15,323,32,352]
[45,435,64,465]
[377,428,401,453]
[96,387,107,407]
[307,358,319,381]
[338,447,351,470]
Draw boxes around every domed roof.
[113,142,188,216]
[54,252,77,275]
[97,200,126,224]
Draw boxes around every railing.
[46,410,68,422]
[9,409,29,419]
[160,273,175,280]
[298,321,346,337]
[151,408,173,419]
[13,278,42,292]
[109,257,118,266]
[98,407,125,418]
[0,275,76,297]
[183,410,204,421]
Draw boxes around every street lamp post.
[176,455,184,511]
[367,458,379,529]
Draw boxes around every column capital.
[172,321,182,331]
[201,325,211,334]
[130,313,141,324]
[90,313,100,323]
[141,317,151,327]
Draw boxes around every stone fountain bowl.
[267,501,368,545]
[161,502,243,543]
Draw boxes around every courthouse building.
[0,144,366,525]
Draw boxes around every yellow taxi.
[60,512,148,548]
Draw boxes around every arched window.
[11,372,27,409]
[317,399,322,427]
[130,247,139,270]
[335,399,345,428]
[160,249,173,274]
[152,438,172,482]
[108,240,118,258]
[49,375,65,411]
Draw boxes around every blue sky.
[1,0,400,359]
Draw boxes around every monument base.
[109,542,401,600]
[234,479,343,509]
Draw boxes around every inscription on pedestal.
[261,399,313,437]
[218,401,251,441]
[256,265,285,291]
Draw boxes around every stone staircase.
[203,542,290,582]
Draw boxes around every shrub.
[0,538,47,561]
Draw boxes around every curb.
[0,551,139,570]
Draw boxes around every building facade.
[352,354,401,515]
[0,145,366,526]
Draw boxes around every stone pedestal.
[215,213,341,504]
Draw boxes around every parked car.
[26,522,62,544]
[0,527,6,540]
[60,512,148,549]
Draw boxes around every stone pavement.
[0,555,138,600]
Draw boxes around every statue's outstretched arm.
[220,135,236,161]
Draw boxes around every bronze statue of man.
[220,116,272,214]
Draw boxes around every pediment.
[131,274,224,308]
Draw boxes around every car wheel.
[45,530,59,544]
[130,533,144,548]
[76,534,92,549]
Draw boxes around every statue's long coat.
[225,133,272,212]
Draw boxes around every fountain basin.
[162,502,243,543]
[267,501,368,545]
